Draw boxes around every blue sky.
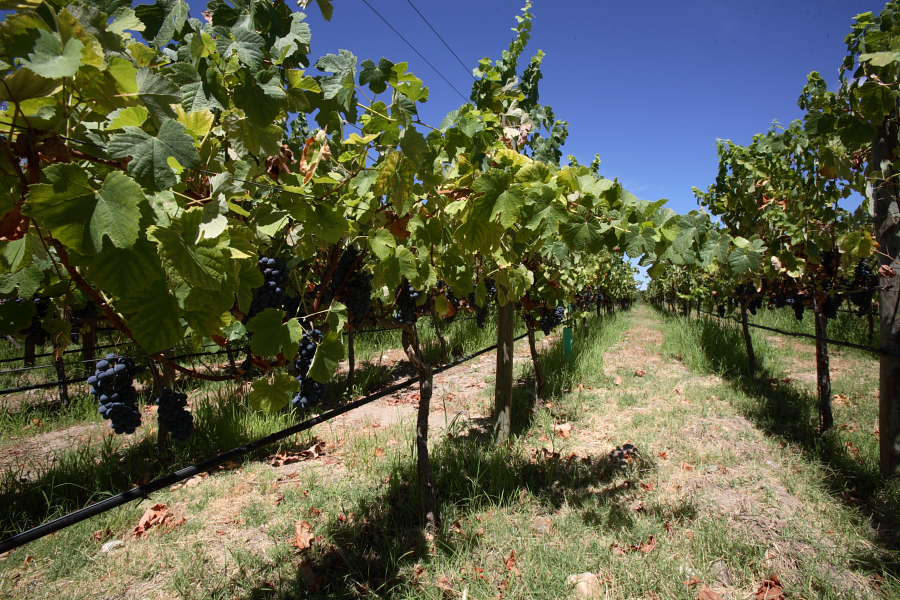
[201,0,878,214]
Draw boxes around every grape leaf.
[249,372,299,412]
[307,330,344,383]
[246,310,303,358]
[108,119,199,191]
[25,165,145,253]
[22,30,83,79]
[115,279,183,352]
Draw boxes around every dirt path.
[552,306,883,598]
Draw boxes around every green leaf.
[859,51,900,67]
[136,69,180,119]
[0,298,35,335]
[22,30,83,79]
[246,310,303,358]
[317,49,357,112]
[136,0,189,47]
[0,69,59,103]
[249,372,299,412]
[84,240,166,297]
[369,229,396,260]
[115,279,183,352]
[234,71,286,127]
[228,25,265,70]
[108,119,199,191]
[307,331,344,383]
[25,165,145,253]
[360,58,394,94]
[91,172,145,250]
[108,106,150,130]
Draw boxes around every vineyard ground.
[0,306,898,599]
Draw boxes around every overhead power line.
[357,0,468,102]
[403,0,473,80]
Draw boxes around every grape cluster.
[88,354,141,434]
[539,306,565,335]
[849,260,877,315]
[156,388,194,441]
[331,248,373,327]
[248,256,288,318]
[292,328,326,409]
[393,281,421,325]
[608,443,638,468]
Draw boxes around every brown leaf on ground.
[269,441,326,466]
[658,451,669,459]
[92,528,112,542]
[504,550,521,575]
[553,422,573,438]
[641,482,657,491]
[638,535,657,553]
[293,520,315,551]
[634,369,646,377]
[683,576,703,587]
[681,462,695,471]
[435,575,455,593]
[834,393,852,406]
[132,503,185,538]
[374,447,386,457]
[755,575,785,599]
[698,586,724,600]
[845,441,861,457]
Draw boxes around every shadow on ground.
[245,431,661,599]
[678,315,900,575]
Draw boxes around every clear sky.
[198,0,880,214]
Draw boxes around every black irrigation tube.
[694,308,900,358]
[0,333,527,554]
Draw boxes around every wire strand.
[403,0,473,79]
[358,0,468,102]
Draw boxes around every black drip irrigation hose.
[0,332,527,554]
[693,308,900,359]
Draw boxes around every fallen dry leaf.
[639,535,657,553]
[553,422,573,438]
[133,503,184,538]
[640,482,657,491]
[293,520,315,551]
[681,462,695,471]
[634,369,646,377]
[683,576,703,587]
[755,575,785,600]
[504,549,521,575]
[658,451,670,460]
[374,447,386,457]
[92,528,112,542]
[698,586,724,600]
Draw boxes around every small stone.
[566,572,602,598]
[100,540,124,553]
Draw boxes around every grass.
[744,306,878,356]
[3,305,898,599]
[658,307,900,587]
